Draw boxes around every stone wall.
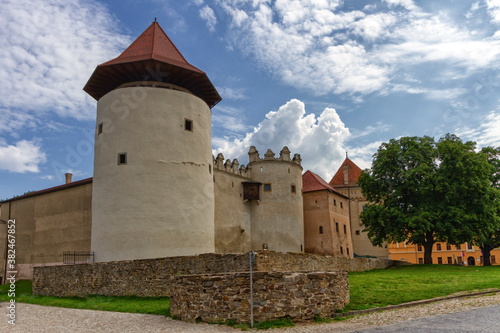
[170,271,349,323]
[33,251,396,297]
[256,251,393,272]
[33,253,251,297]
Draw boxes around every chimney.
[65,173,73,184]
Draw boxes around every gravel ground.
[1,292,499,332]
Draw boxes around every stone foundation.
[170,271,349,323]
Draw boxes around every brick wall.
[170,271,349,323]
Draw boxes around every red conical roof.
[329,157,363,187]
[84,22,221,108]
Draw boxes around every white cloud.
[456,110,500,147]
[212,105,250,134]
[0,140,46,173]
[216,1,500,100]
[199,5,217,31]
[213,99,350,181]
[216,86,247,100]
[486,0,500,23]
[0,0,130,124]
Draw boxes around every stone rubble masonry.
[170,271,349,324]
[33,251,397,298]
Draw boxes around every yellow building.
[389,242,500,266]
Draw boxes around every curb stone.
[332,289,500,318]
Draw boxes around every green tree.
[359,134,497,264]
[474,147,500,266]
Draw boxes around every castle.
[0,22,385,282]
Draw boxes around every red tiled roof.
[1,178,93,203]
[329,157,363,187]
[302,170,347,198]
[84,22,221,108]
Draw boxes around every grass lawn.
[345,264,500,311]
[0,265,499,326]
[0,280,169,316]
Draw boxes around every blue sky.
[1,0,500,199]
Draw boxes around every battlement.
[213,154,250,178]
[248,146,302,165]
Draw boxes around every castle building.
[329,156,388,258]
[0,22,305,281]
[302,170,353,257]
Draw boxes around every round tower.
[84,22,221,262]
[248,146,304,253]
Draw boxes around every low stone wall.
[256,252,393,272]
[33,253,250,297]
[33,251,397,297]
[170,271,349,323]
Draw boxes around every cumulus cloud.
[0,140,46,173]
[486,0,500,23]
[0,0,130,126]
[199,5,217,31]
[213,99,351,181]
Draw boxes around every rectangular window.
[447,257,453,264]
[417,245,422,251]
[184,119,193,131]
[319,226,323,234]
[264,183,272,192]
[468,243,473,250]
[343,224,347,234]
[436,243,442,251]
[457,256,463,264]
[456,245,461,250]
[340,202,343,209]
[335,222,339,233]
[340,246,343,255]
[492,255,496,264]
[347,247,350,256]
[418,258,423,264]
[334,199,337,206]
[291,185,296,193]
[355,230,360,235]
[98,122,103,135]
[446,243,451,250]
[437,257,443,264]
[118,153,127,165]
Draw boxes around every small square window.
[184,119,193,131]
[264,183,272,192]
[118,153,127,165]
[291,185,296,193]
[355,230,360,235]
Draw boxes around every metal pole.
[249,251,255,328]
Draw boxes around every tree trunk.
[480,244,493,266]
[422,241,434,264]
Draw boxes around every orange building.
[389,242,500,266]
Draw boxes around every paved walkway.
[2,292,500,332]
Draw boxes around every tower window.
[118,153,127,165]
[340,246,344,255]
[98,122,103,135]
[343,224,347,234]
[264,183,272,192]
[335,222,339,233]
[319,226,323,234]
[184,119,193,131]
[334,199,337,206]
[355,230,360,235]
[291,185,296,193]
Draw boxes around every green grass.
[0,280,169,316]
[1,265,499,328]
[344,265,500,312]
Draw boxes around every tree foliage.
[359,134,498,264]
